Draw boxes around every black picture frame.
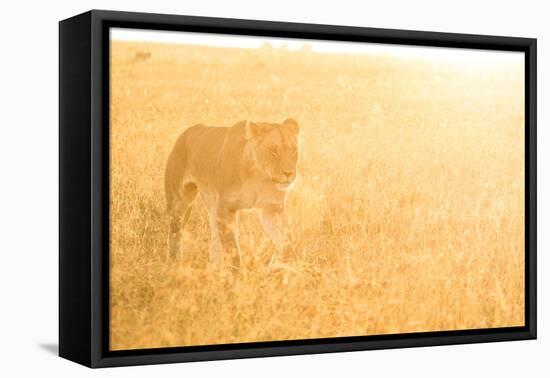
[59,9,537,368]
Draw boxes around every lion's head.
[245,118,300,190]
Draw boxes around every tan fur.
[165,118,300,267]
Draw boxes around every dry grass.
[109,41,525,350]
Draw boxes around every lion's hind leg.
[167,182,198,260]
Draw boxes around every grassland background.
[109,40,524,351]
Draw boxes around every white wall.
[0,0,546,376]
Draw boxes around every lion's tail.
[164,135,187,214]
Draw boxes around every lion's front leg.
[217,206,242,269]
[261,204,291,249]
[206,206,223,269]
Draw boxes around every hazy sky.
[111,28,524,65]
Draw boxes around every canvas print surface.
[109,28,525,351]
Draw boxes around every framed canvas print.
[59,10,537,368]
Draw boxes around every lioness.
[165,118,300,267]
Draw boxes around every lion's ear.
[245,120,270,140]
[283,118,300,135]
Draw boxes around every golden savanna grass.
[109,40,525,351]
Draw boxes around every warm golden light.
[109,31,524,351]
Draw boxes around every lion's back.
[168,121,249,189]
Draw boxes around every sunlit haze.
[111,28,523,66]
